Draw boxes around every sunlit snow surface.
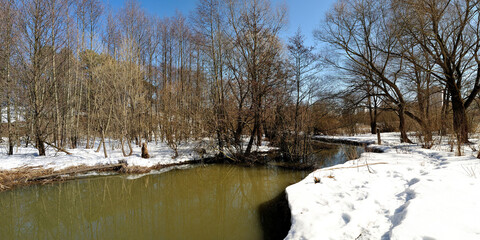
[286,133,480,240]
[0,139,273,171]
[3,133,480,239]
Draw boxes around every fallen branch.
[28,163,125,182]
[45,142,72,155]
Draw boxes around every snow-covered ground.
[286,132,480,240]
[1,107,25,123]
[0,139,273,171]
[4,132,479,239]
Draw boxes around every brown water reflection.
[0,165,308,240]
[0,144,361,240]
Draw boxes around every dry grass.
[326,173,336,180]
[0,166,55,191]
[0,164,122,192]
[462,165,478,178]
[0,160,201,192]
[119,165,153,174]
[344,147,360,160]
[321,162,388,171]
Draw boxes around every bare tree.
[19,0,56,156]
[226,0,287,154]
[193,0,230,153]
[392,0,480,143]
[0,0,18,155]
[91,53,115,158]
[318,0,421,143]
[287,29,321,161]
[79,0,103,148]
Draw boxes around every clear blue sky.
[103,0,336,47]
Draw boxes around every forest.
[2,0,480,161]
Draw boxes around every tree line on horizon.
[322,0,480,153]
[1,0,480,160]
[0,0,325,162]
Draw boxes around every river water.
[0,144,361,240]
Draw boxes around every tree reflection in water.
[0,144,361,239]
[0,165,307,240]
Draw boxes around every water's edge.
[1,141,364,239]
[283,137,382,239]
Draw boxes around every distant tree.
[193,0,229,153]
[19,0,56,156]
[287,29,321,161]
[0,0,18,155]
[90,53,115,158]
[226,0,287,154]
[79,0,103,149]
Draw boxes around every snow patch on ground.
[286,132,480,240]
[1,108,24,123]
[0,139,274,171]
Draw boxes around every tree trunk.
[120,137,127,156]
[369,103,377,135]
[398,106,412,143]
[86,88,91,149]
[36,135,46,156]
[234,118,244,148]
[102,132,107,158]
[233,99,246,148]
[245,121,259,155]
[246,92,262,154]
[451,92,469,144]
[95,135,103,153]
[367,93,377,134]
[440,86,450,136]
[6,54,14,155]
[370,121,377,135]
[256,119,262,147]
[122,138,133,157]
[216,130,224,157]
[423,125,433,147]
[141,143,150,158]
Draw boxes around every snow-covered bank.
[0,142,200,171]
[286,133,480,240]
[0,139,273,172]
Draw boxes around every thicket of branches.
[0,0,324,161]
[2,0,480,160]
[319,0,480,149]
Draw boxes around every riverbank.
[0,139,273,191]
[286,132,480,240]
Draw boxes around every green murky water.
[0,144,361,240]
[0,165,308,240]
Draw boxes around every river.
[0,144,361,240]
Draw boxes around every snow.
[0,141,194,171]
[286,133,480,240]
[0,138,274,171]
[3,132,479,239]
[1,107,25,123]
